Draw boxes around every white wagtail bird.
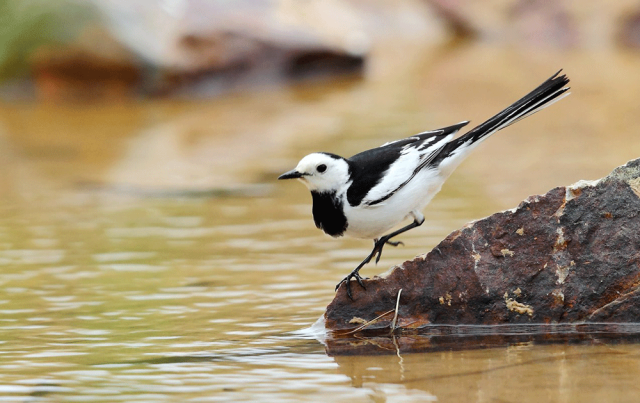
[279,70,570,300]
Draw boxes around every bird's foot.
[385,239,404,247]
[374,236,399,264]
[335,237,404,300]
[335,269,368,301]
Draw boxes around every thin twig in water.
[335,288,404,336]
[390,288,402,334]
[337,309,395,336]
[392,335,405,381]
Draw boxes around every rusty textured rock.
[325,158,640,334]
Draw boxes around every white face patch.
[293,153,351,193]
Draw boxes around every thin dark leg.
[335,218,424,300]
[373,219,423,264]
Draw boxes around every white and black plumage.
[279,70,570,300]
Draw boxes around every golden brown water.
[1,44,640,401]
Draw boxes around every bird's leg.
[385,239,404,247]
[336,213,425,300]
[335,246,378,300]
[373,216,424,264]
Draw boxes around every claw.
[346,281,353,300]
[335,218,423,302]
[374,238,386,264]
[375,249,383,264]
[376,238,403,263]
[335,271,367,300]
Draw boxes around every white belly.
[342,169,446,239]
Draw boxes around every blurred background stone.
[3,0,640,100]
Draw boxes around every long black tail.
[433,70,570,165]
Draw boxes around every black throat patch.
[311,191,348,237]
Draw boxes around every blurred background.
[2,1,640,401]
[1,0,640,199]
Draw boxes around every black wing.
[345,121,469,207]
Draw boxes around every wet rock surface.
[325,158,640,335]
[325,323,640,356]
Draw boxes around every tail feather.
[432,70,570,165]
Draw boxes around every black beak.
[278,169,305,180]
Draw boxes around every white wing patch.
[381,136,419,147]
[362,134,454,205]
[380,129,442,147]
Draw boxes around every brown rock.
[90,0,370,96]
[325,158,640,336]
[618,9,640,49]
[32,48,142,102]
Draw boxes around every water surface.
[1,44,640,402]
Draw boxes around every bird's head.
[278,152,350,193]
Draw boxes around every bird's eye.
[317,164,327,173]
